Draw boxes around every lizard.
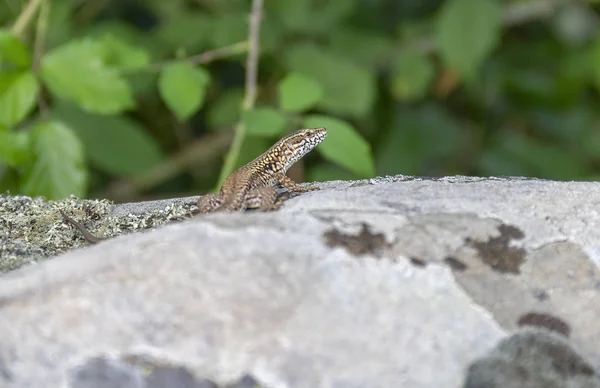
[60,127,327,244]
[197,126,327,212]
[59,209,106,244]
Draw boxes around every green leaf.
[21,120,87,199]
[303,115,374,177]
[0,130,32,166]
[51,102,164,177]
[0,30,31,68]
[100,34,150,71]
[0,70,39,128]
[435,0,501,77]
[278,72,324,113]
[158,62,210,121]
[40,38,135,114]
[390,49,434,101]
[242,108,287,137]
[285,44,376,117]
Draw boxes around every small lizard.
[197,126,327,212]
[60,127,327,244]
[59,209,106,244]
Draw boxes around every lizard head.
[277,127,327,171]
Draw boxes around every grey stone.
[463,328,600,388]
[1,175,600,387]
[68,357,144,388]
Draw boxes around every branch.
[214,0,264,190]
[33,0,50,116]
[11,0,43,39]
[146,41,249,73]
[242,0,263,111]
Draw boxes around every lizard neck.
[242,127,326,175]
[257,139,307,174]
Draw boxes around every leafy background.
[1,0,599,203]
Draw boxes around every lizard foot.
[276,172,319,192]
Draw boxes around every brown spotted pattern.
[197,127,327,213]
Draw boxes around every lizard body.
[197,126,327,212]
[59,209,106,244]
[60,127,327,244]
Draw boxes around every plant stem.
[214,0,264,191]
[33,0,50,116]
[11,0,43,39]
[146,41,248,73]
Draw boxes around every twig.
[242,0,263,111]
[33,0,49,116]
[10,0,43,39]
[214,0,264,190]
[146,41,248,73]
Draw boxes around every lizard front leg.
[275,172,319,192]
[197,193,223,213]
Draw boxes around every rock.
[1,175,600,387]
[464,328,600,388]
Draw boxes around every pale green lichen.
[0,194,197,274]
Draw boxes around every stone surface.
[464,328,600,388]
[1,175,600,387]
[0,194,196,273]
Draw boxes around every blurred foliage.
[1,0,600,202]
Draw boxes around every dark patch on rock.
[444,256,467,272]
[68,356,143,388]
[225,374,265,387]
[517,312,571,338]
[409,257,427,267]
[323,223,390,256]
[121,355,217,387]
[463,328,599,388]
[466,224,526,274]
[532,289,550,302]
[120,354,268,388]
[0,353,13,381]
[145,365,218,388]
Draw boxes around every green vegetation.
[1,0,599,202]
